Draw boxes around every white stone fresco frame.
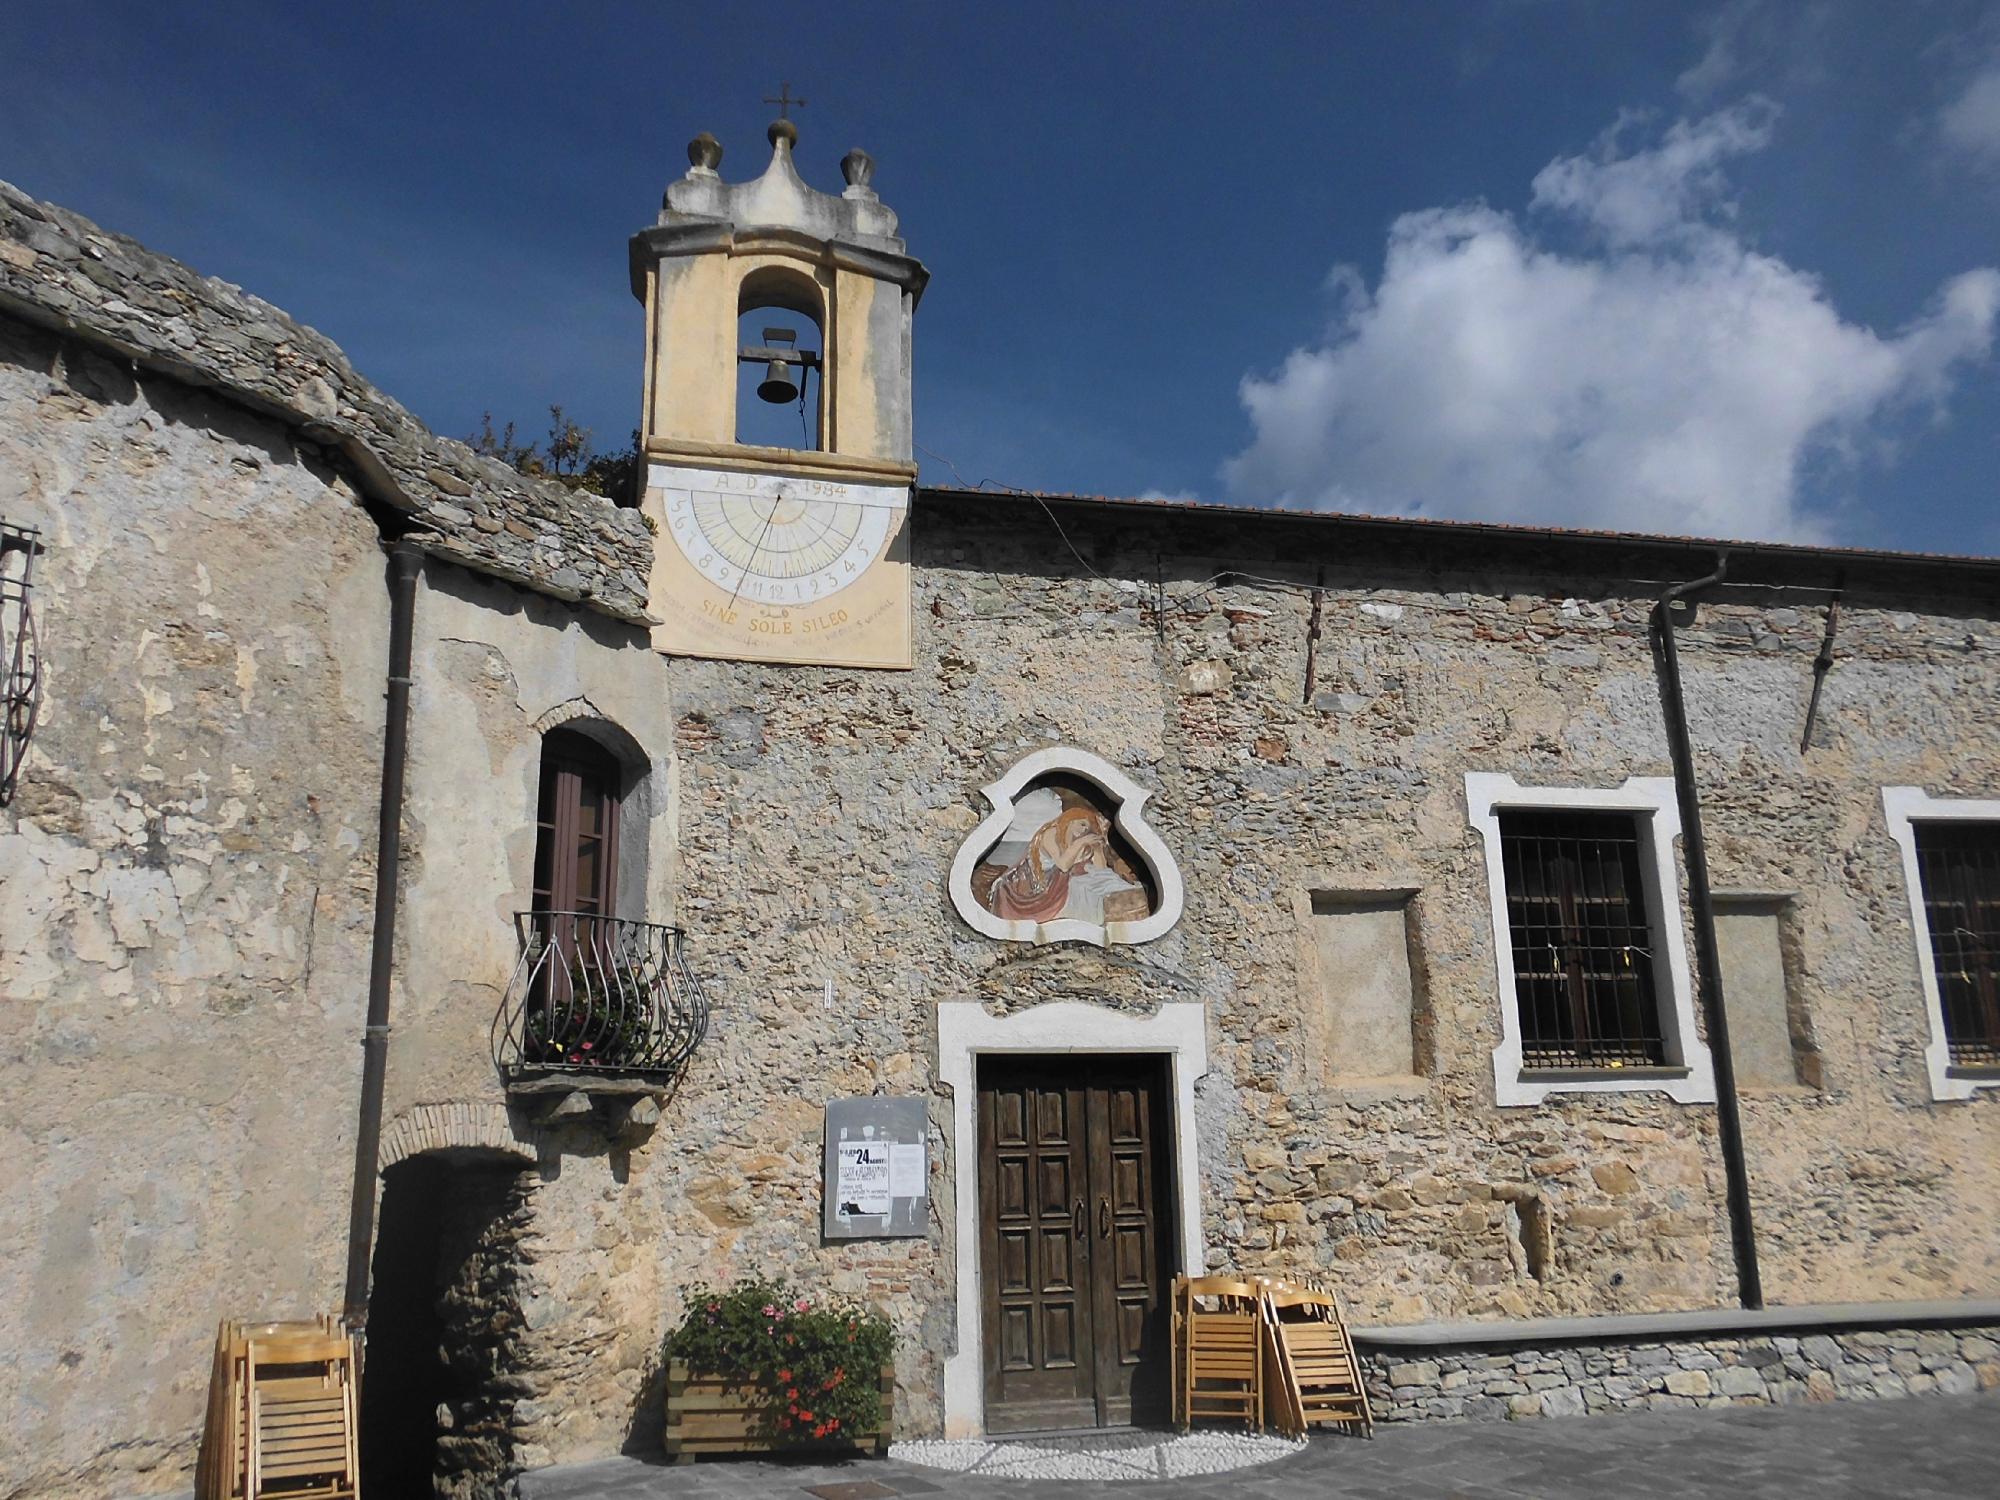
[937,1000,1208,1438]
[1881,786,2000,1102]
[1466,772,1715,1107]
[947,747,1184,946]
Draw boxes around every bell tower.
[630,112,928,669]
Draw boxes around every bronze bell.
[756,355,801,406]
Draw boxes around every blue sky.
[6,1,1998,554]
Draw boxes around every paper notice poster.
[835,1140,891,1217]
[890,1142,925,1199]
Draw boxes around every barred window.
[1912,823,2000,1068]
[1500,810,1666,1070]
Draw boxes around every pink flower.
[794,1298,810,1312]
[762,1304,776,1317]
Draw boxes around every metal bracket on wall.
[0,520,45,807]
[1799,589,1843,754]
[1303,567,1325,706]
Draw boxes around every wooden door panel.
[980,1068,1096,1432]
[981,1057,1174,1432]
[1088,1065,1170,1427]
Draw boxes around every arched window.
[532,728,622,917]
[736,268,824,450]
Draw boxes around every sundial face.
[670,488,896,609]
[644,464,912,668]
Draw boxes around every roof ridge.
[0,177,655,624]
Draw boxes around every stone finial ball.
[841,149,876,189]
[767,118,798,149]
[686,132,723,171]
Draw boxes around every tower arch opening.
[735,265,824,451]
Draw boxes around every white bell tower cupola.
[629,115,928,483]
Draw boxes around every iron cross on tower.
[763,83,807,119]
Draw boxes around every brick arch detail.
[531,696,608,736]
[378,1102,535,1170]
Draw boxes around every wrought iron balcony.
[492,912,709,1086]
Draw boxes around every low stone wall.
[1361,1325,2000,1423]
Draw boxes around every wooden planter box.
[663,1360,894,1463]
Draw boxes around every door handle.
[1073,1197,1086,1240]
[1099,1196,1112,1239]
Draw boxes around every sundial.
[646,464,912,668]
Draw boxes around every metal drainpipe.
[1653,553,1764,1311]
[342,537,423,1329]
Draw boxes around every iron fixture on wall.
[0,521,45,807]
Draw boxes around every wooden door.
[978,1057,1174,1432]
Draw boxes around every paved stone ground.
[518,1390,2000,1499]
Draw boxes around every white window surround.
[936,1000,1208,1439]
[1466,772,1716,1107]
[1880,786,2000,1102]
[947,746,1185,947]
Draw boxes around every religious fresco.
[967,775,1156,928]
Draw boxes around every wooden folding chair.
[1172,1274,1264,1432]
[199,1316,360,1500]
[246,1324,359,1499]
[1258,1277,1373,1438]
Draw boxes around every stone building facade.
[2,121,1998,1500]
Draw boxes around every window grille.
[1913,822,2000,1068]
[1499,809,1667,1069]
[0,521,44,808]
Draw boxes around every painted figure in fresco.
[976,786,1151,927]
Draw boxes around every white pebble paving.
[890,1429,1304,1481]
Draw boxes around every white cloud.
[1939,61,2000,167]
[1529,102,1775,246]
[1677,0,1763,101]
[1222,107,2000,542]
[1676,1,1829,103]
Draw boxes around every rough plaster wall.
[0,318,387,1500]
[626,505,2000,1453]
[1302,895,1419,1081]
[1713,903,1800,1090]
[8,302,2000,1491]
[374,563,679,1470]
[388,564,675,1116]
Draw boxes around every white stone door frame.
[937,1000,1209,1438]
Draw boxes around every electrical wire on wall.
[909,445,1999,659]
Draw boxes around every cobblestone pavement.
[518,1390,2000,1499]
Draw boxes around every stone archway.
[366,1106,538,1500]
[378,1102,533,1171]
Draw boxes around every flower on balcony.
[521,957,657,1069]
[498,913,709,1086]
